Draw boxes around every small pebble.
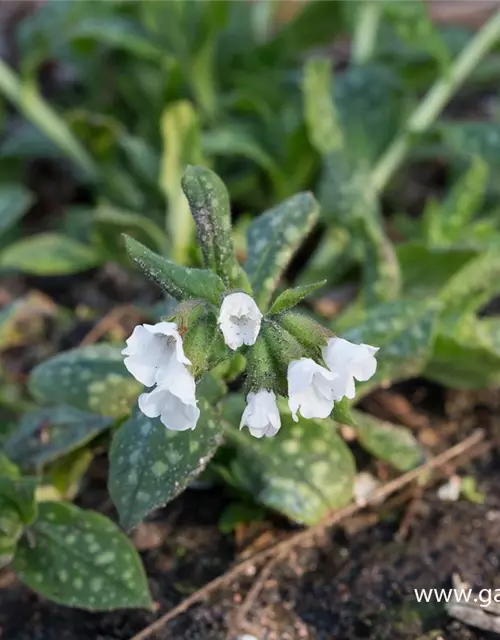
[437,475,462,501]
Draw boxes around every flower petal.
[218,292,262,350]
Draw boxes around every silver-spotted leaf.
[125,235,226,305]
[12,502,153,610]
[109,396,224,531]
[4,406,113,470]
[182,165,251,291]
[224,396,355,525]
[29,345,141,417]
[339,298,439,393]
[351,410,425,472]
[245,192,319,309]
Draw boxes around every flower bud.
[278,311,333,355]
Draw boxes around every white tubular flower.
[322,337,378,401]
[240,389,281,439]
[122,321,191,387]
[138,364,200,431]
[287,358,337,422]
[218,292,262,350]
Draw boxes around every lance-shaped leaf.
[0,233,101,275]
[125,235,226,305]
[245,192,319,309]
[268,281,326,315]
[29,345,140,417]
[339,298,439,393]
[109,395,224,531]
[181,165,251,291]
[351,410,425,472]
[160,101,205,265]
[4,406,113,470]
[223,396,355,525]
[303,58,401,305]
[303,57,343,155]
[12,502,153,610]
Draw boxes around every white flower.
[218,292,262,350]
[287,358,338,422]
[322,337,378,400]
[138,364,200,431]
[122,321,191,387]
[240,389,281,439]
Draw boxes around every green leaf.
[0,474,38,526]
[260,1,345,61]
[40,448,94,501]
[425,313,500,389]
[92,205,168,259]
[181,165,251,291]
[303,57,343,155]
[336,64,409,164]
[398,242,477,298]
[0,233,101,275]
[351,410,425,472]
[422,157,488,246]
[4,406,113,470]
[160,101,205,264]
[339,299,439,392]
[302,58,400,304]
[109,398,224,531]
[0,184,34,237]
[29,345,141,417]
[439,250,500,313]
[245,192,319,309]
[125,235,226,305]
[440,121,500,173]
[382,0,450,73]
[12,502,153,610]
[201,127,284,191]
[0,59,97,179]
[268,281,326,315]
[68,17,169,61]
[225,399,355,525]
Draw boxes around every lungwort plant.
[2,0,500,615]
[0,165,385,611]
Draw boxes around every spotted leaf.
[125,235,226,305]
[29,345,141,418]
[109,394,224,531]
[351,410,425,472]
[338,298,439,394]
[244,192,319,310]
[12,502,153,610]
[223,396,355,525]
[182,165,251,291]
[4,406,113,470]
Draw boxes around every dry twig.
[130,429,486,640]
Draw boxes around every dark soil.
[0,387,499,640]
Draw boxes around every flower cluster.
[123,292,378,437]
